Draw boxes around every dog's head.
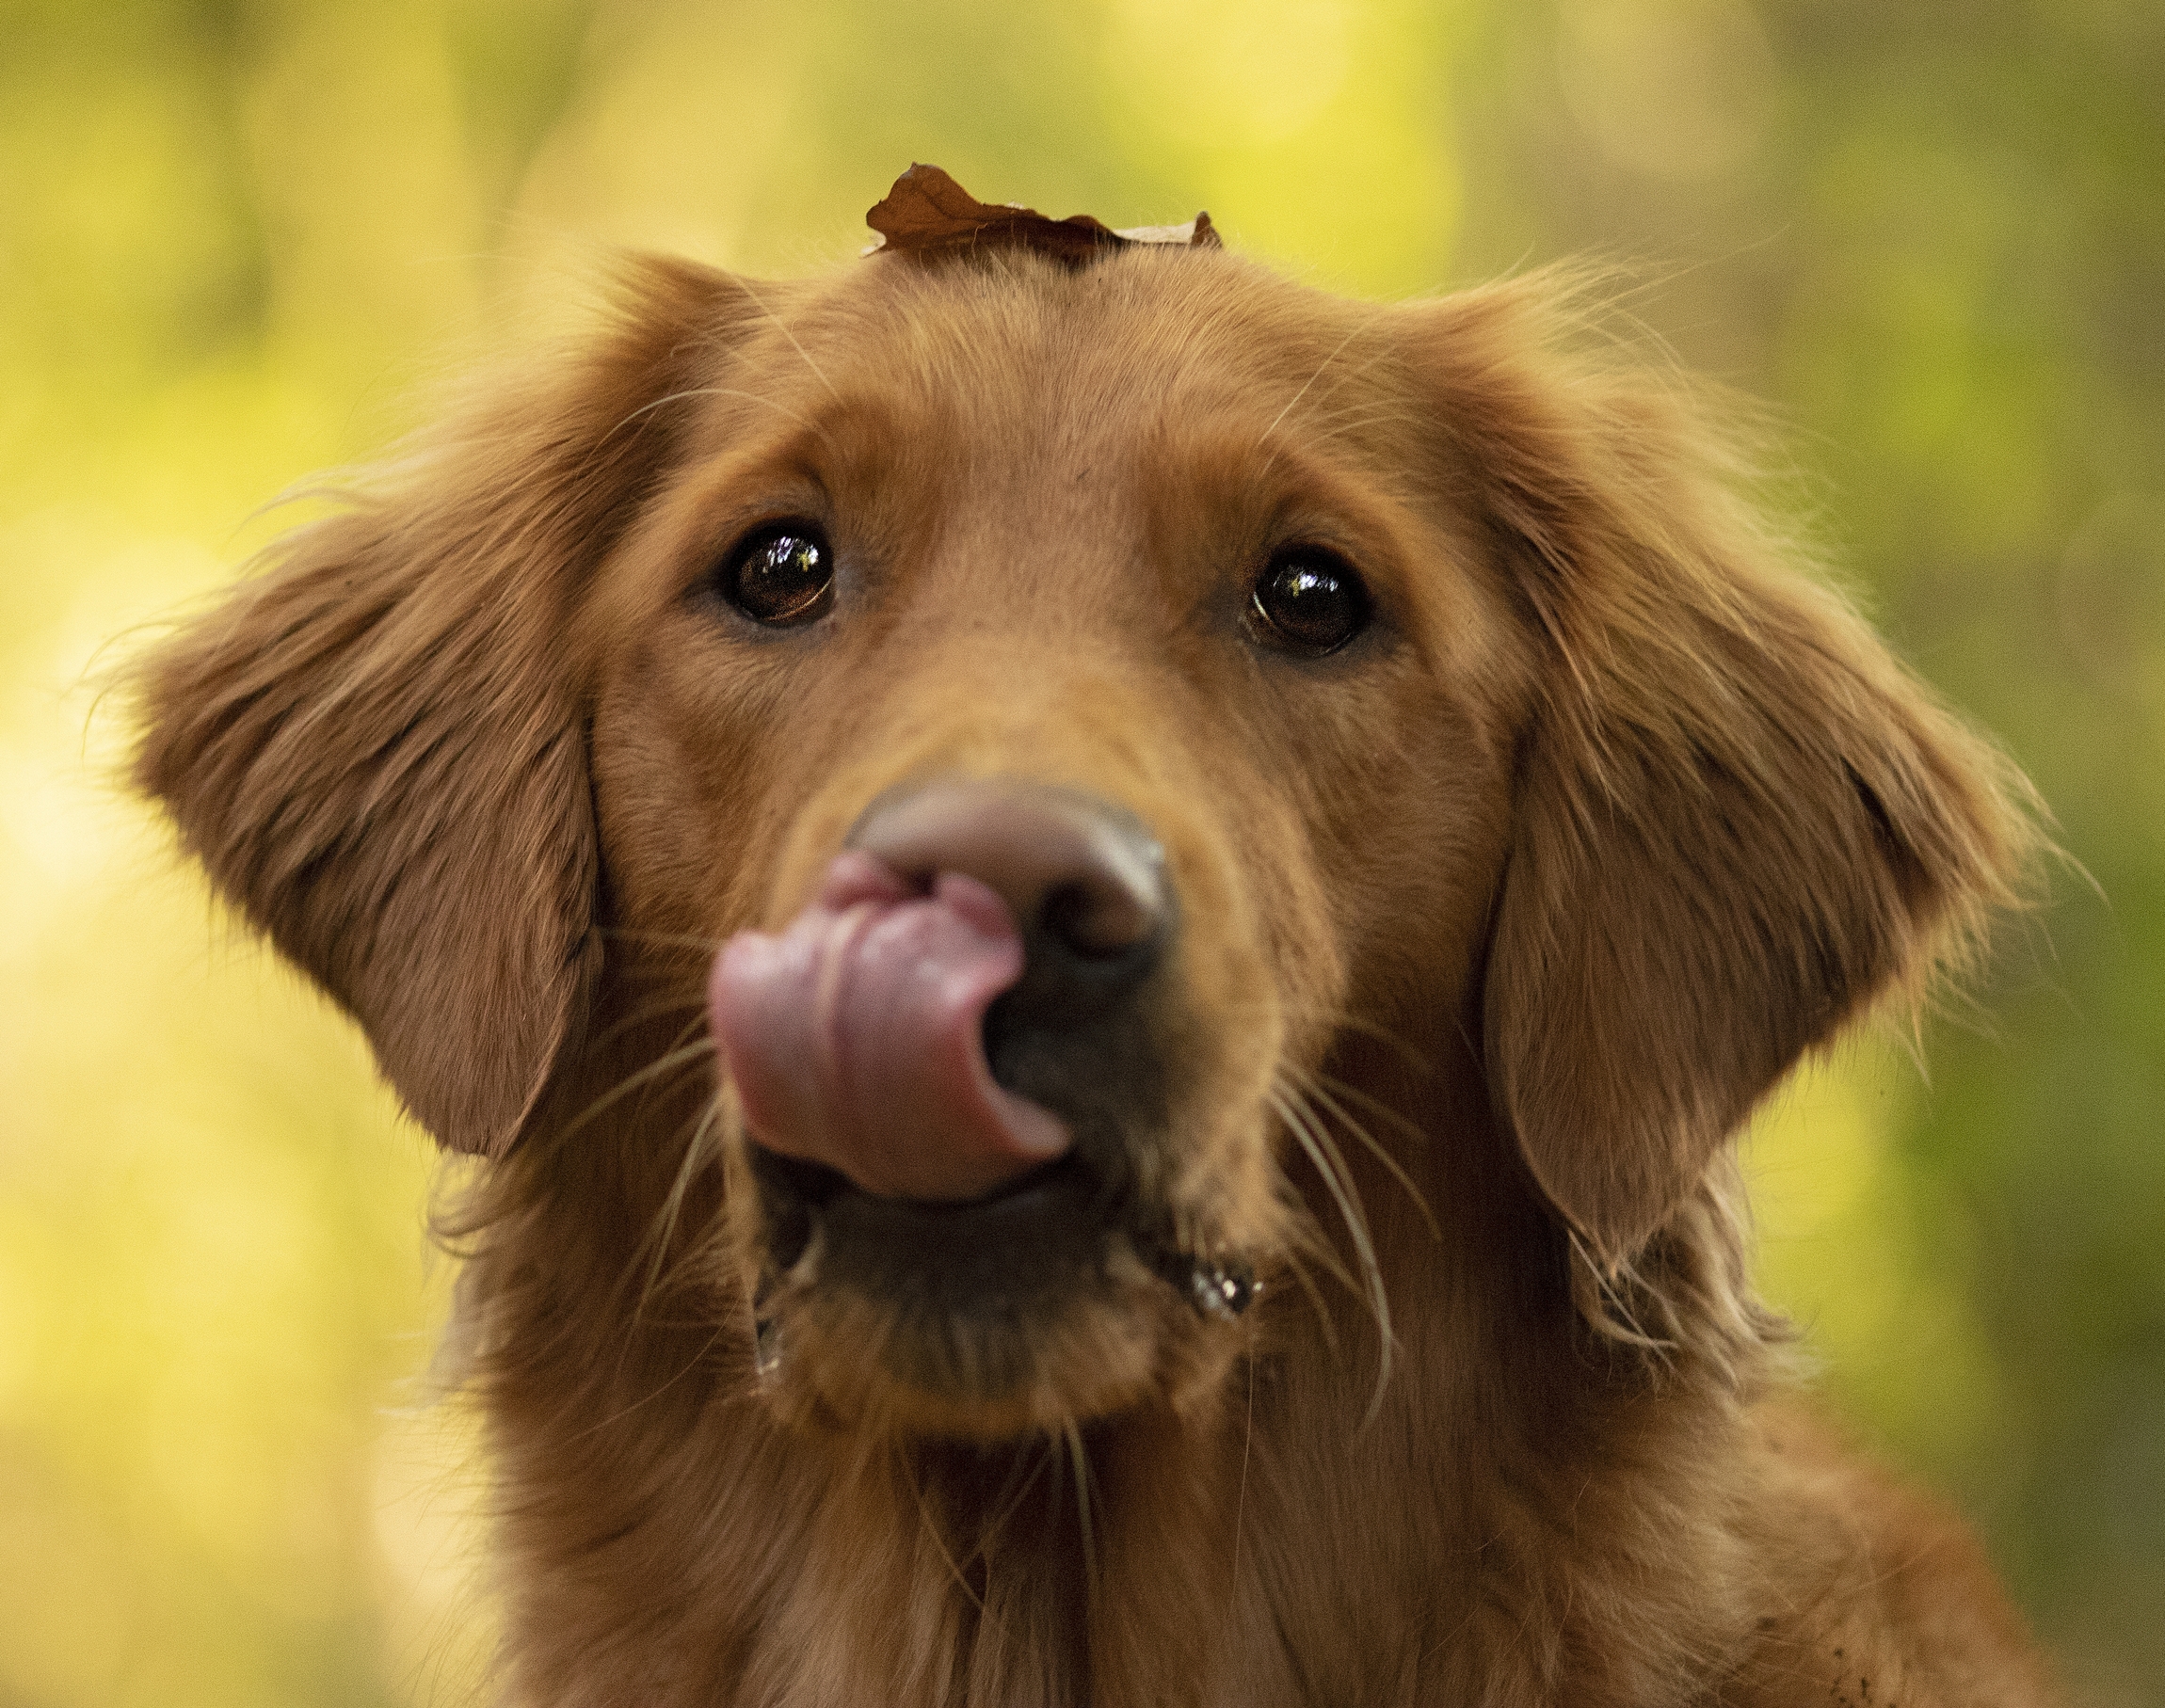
[133,232,2030,1440]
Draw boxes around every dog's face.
[132,244,2025,1447]
[582,255,1525,1432]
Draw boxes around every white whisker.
[1271,1083,1395,1424]
[1228,1349,1255,1626]
[562,1040,714,1140]
[1063,1420,1099,1602]
[634,1096,726,1321]
[729,275,842,407]
[611,384,819,438]
[903,1450,986,1616]
[1283,1063,1439,1241]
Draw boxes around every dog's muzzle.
[712,778,1172,1197]
[710,778,1250,1396]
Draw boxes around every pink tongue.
[709,851,1071,1202]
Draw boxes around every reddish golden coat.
[135,246,2056,1706]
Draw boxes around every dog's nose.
[840,778,1174,1192]
[847,780,1169,990]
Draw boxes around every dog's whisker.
[1269,1162,1364,1341]
[1292,402,1429,455]
[562,1322,730,1449]
[1228,1347,1256,1628]
[973,1437,1056,1568]
[604,1098,731,1398]
[585,994,712,1054]
[562,1040,715,1140]
[726,273,842,408]
[1255,308,1388,458]
[1274,1195,1360,1328]
[599,926,735,954]
[1300,1066,1431,1146]
[1273,1084,1382,1300]
[633,1097,727,1323]
[1219,997,1435,1076]
[612,384,821,441]
[1271,1084,1396,1421]
[1282,1062,1440,1242]
[1062,1420,1099,1603]
[1272,1241,1343,1357]
[663,1004,718,1057]
[901,1449,987,1618]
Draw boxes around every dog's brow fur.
[129,244,2057,1706]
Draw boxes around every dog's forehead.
[760,249,1398,453]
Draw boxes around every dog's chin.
[734,1147,1257,1440]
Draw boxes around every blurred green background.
[1,0,2158,1701]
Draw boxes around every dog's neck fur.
[458,1006,1773,1708]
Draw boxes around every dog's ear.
[1424,281,2035,1272]
[134,257,744,1157]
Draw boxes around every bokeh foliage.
[1,1,2157,1702]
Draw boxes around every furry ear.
[133,257,742,1156]
[1427,280,2035,1272]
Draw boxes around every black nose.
[846,779,1175,1113]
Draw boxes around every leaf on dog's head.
[864,164,1220,268]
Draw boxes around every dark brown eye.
[1248,547,1369,655]
[722,522,834,626]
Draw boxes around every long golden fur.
[133,239,2060,1705]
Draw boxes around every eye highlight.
[1247,547,1370,656]
[719,521,835,627]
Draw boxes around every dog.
[132,167,2059,1705]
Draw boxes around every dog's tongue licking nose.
[709,851,1071,1202]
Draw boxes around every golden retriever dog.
[133,167,2059,1705]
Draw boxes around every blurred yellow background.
[2,1,2159,1702]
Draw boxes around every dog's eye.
[722,522,835,627]
[1248,548,1369,655]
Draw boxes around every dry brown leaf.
[864,164,1219,267]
